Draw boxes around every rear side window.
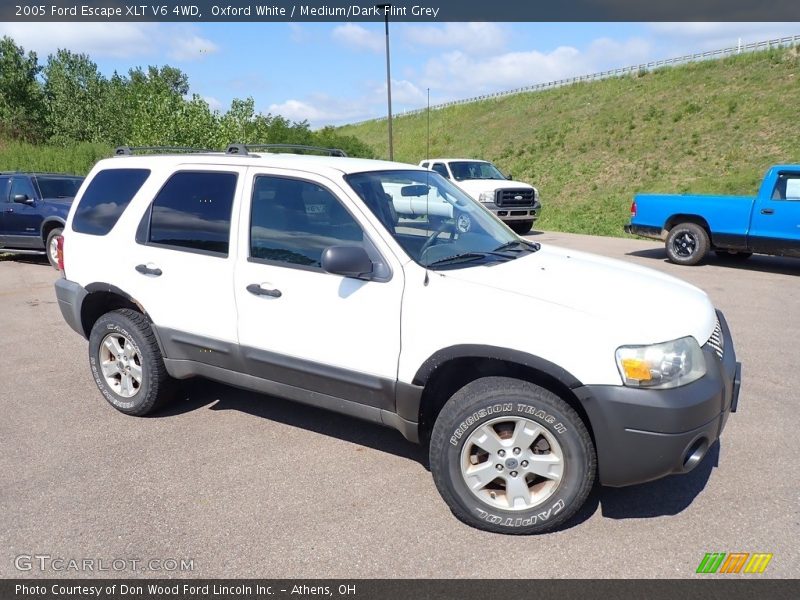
[148,171,237,256]
[35,177,83,199]
[72,169,150,235]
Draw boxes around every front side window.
[431,163,449,178]
[449,161,506,181]
[0,176,10,202]
[346,170,536,269]
[73,169,150,235]
[250,176,364,268]
[772,173,800,201]
[149,171,236,256]
[10,177,37,201]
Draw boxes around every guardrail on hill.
[349,34,800,125]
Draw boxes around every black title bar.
[3,0,800,21]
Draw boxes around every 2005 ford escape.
[54,145,741,534]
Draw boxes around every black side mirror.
[506,173,513,180]
[321,245,373,280]
[13,194,33,204]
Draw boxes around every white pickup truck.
[418,158,540,234]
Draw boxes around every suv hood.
[441,244,716,346]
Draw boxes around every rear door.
[749,171,800,256]
[124,167,245,364]
[233,168,404,411]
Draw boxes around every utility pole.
[376,4,393,160]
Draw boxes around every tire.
[714,250,752,261]
[88,308,174,416]
[665,222,710,265]
[429,377,596,534]
[45,227,62,270]
[509,220,534,235]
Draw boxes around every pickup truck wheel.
[509,220,534,235]
[429,377,596,534]
[45,227,62,269]
[88,309,174,416]
[666,223,709,265]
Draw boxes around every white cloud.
[288,23,310,44]
[647,22,800,52]
[403,23,508,56]
[331,24,384,53]
[0,22,217,62]
[268,95,370,125]
[203,96,223,111]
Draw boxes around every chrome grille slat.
[705,317,724,360]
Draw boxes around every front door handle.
[135,263,163,276]
[3,208,12,213]
[761,208,775,215]
[247,283,282,298]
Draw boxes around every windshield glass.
[448,161,506,181]
[345,170,536,269]
[35,177,83,198]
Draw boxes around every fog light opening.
[683,437,709,471]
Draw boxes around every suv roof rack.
[114,146,216,156]
[225,143,348,157]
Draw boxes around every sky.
[1,21,798,127]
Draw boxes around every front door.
[750,171,800,257]
[233,168,404,410]
[5,177,42,248]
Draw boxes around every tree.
[0,36,45,142]
[43,49,107,144]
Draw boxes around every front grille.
[705,317,724,360]
[495,188,535,207]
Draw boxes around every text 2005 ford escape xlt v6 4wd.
[54,145,741,534]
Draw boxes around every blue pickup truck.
[625,165,800,265]
[0,172,84,268]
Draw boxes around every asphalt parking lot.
[1,231,798,579]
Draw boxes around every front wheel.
[429,377,596,534]
[665,222,710,265]
[509,220,534,235]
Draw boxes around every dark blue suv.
[0,172,84,268]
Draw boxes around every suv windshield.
[448,161,506,181]
[345,170,537,269]
[35,176,83,198]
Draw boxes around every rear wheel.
[45,227,62,269]
[429,377,596,534]
[509,220,534,235]
[88,309,174,416]
[665,222,709,265]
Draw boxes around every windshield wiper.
[494,239,541,253]
[426,252,505,268]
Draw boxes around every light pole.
[376,4,393,160]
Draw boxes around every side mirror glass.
[321,245,374,280]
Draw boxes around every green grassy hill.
[339,48,800,236]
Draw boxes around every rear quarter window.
[72,169,150,235]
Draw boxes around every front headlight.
[615,336,706,389]
[479,191,495,203]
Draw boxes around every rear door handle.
[761,208,775,215]
[135,263,162,276]
[247,283,282,298]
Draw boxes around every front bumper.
[488,201,541,222]
[575,310,740,487]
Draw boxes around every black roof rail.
[114,146,216,156]
[225,143,348,157]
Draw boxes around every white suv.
[55,145,740,534]
[419,158,540,234]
